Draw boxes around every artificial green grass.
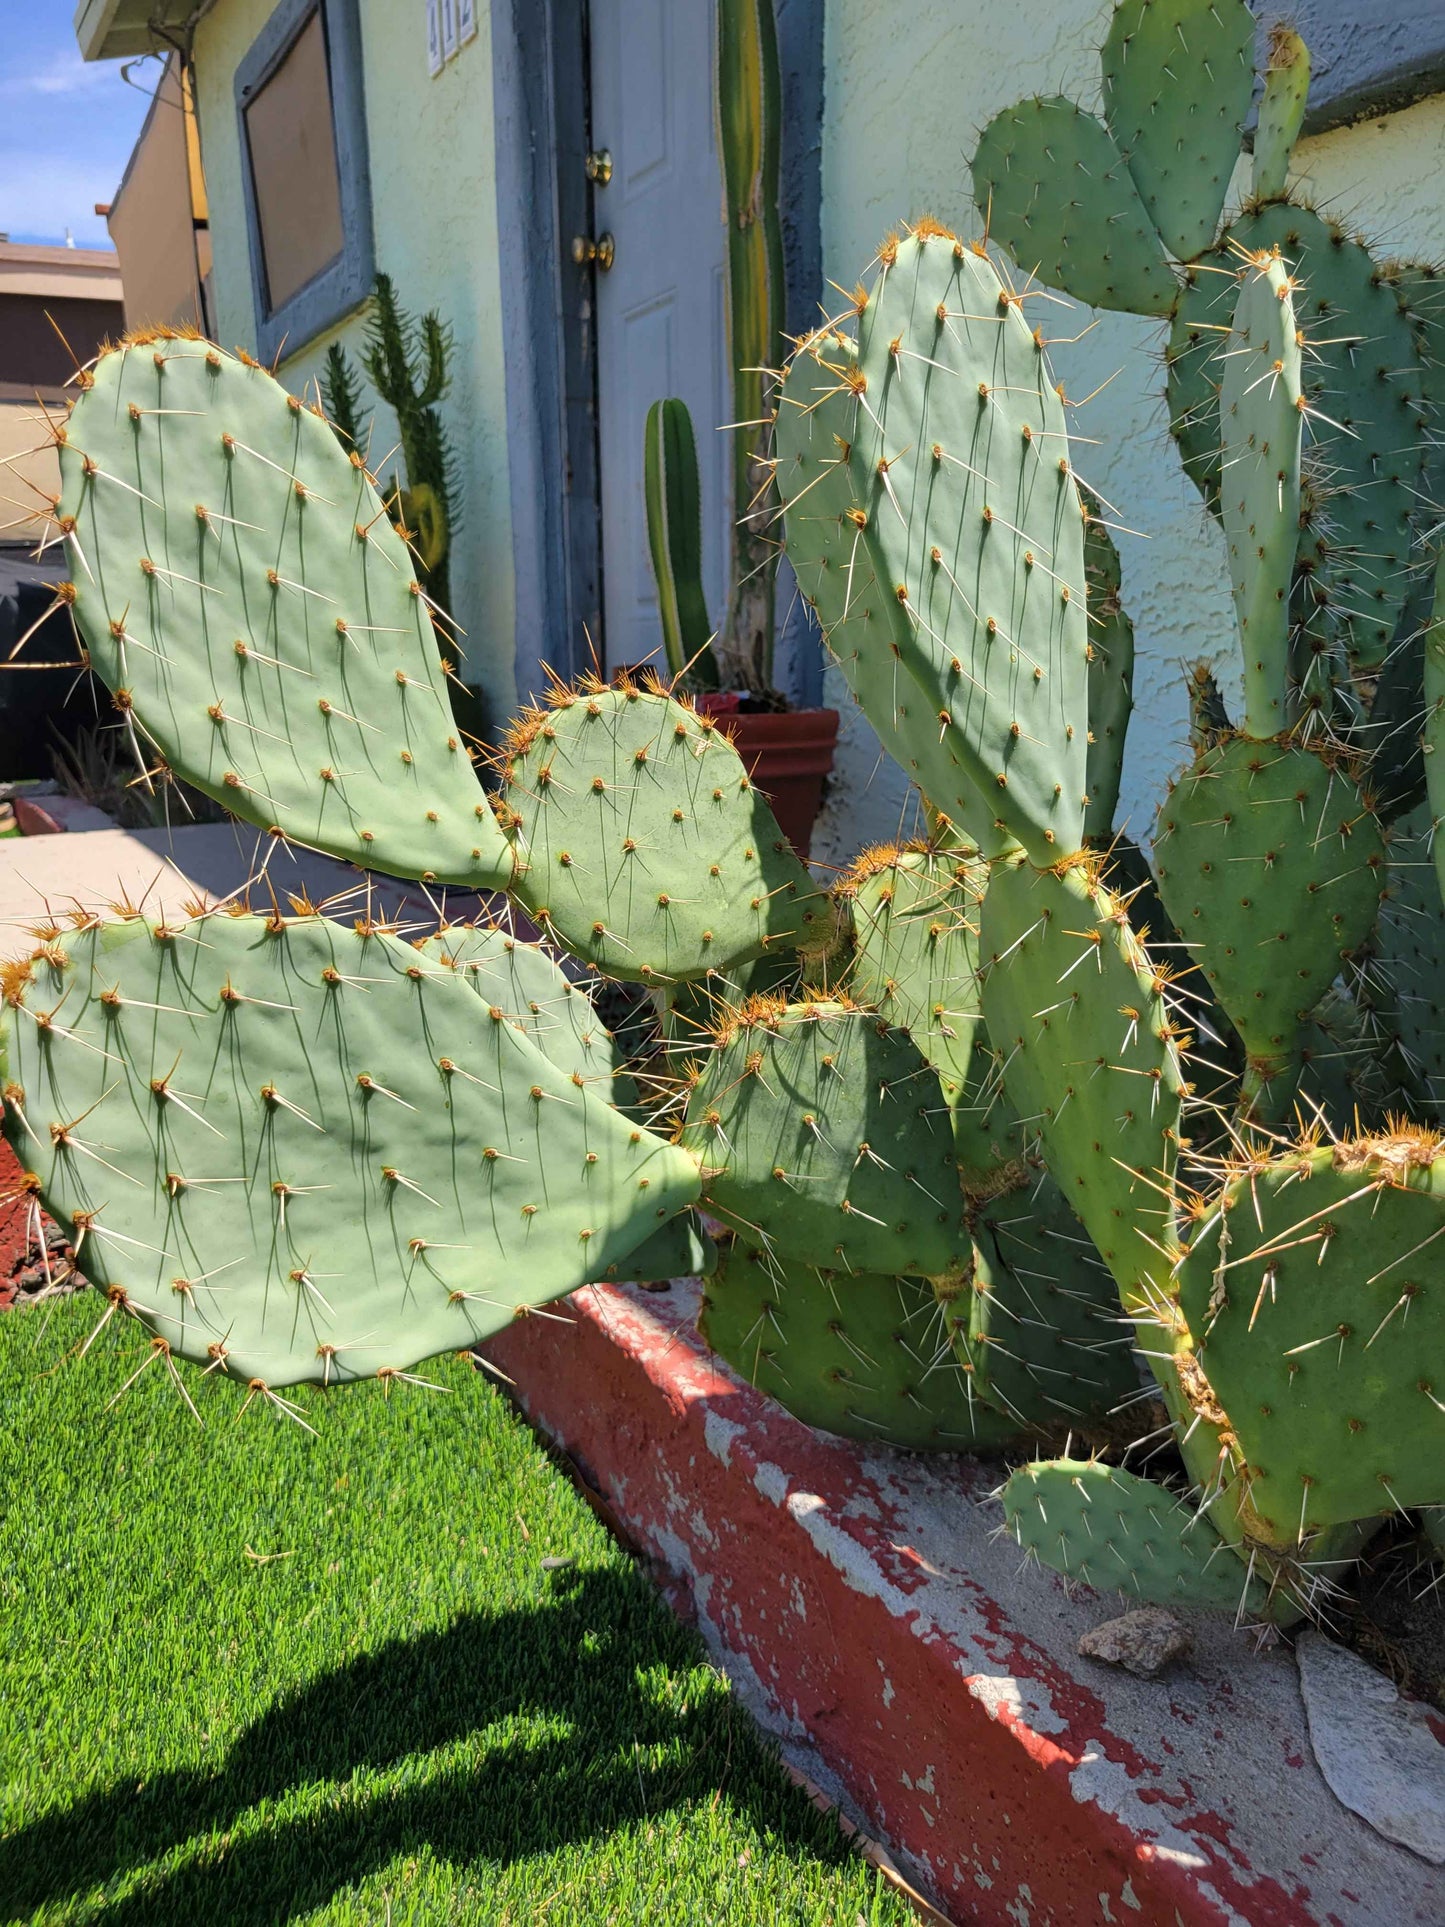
[0,1297,917,1925]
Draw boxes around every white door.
[588,0,729,673]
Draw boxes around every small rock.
[540,1554,577,1575]
[1078,1607,1192,1678]
[1297,1629,1445,1864]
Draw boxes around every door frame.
[488,0,826,706]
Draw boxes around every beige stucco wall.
[191,0,517,719]
[813,0,1445,867]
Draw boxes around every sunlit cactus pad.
[1002,1456,1268,1613]
[971,99,1176,317]
[679,998,966,1278]
[498,681,822,982]
[57,336,509,887]
[979,858,1183,1294]
[1177,1133,1445,1539]
[0,911,699,1386]
[838,844,985,1098]
[418,920,635,1104]
[1099,0,1254,262]
[849,227,1091,863]
[700,1238,1016,1449]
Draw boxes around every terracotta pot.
[696,696,839,860]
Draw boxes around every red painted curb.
[485,1279,1443,1927]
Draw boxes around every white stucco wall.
[813,0,1445,868]
[191,0,517,719]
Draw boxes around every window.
[235,0,373,361]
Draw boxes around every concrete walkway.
[0,822,486,961]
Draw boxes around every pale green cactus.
[10,0,1445,1635]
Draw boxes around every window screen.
[243,7,345,313]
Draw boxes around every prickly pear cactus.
[8,0,1444,1644]
[1,910,700,1385]
[56,338,509,888]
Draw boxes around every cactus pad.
[418,922,634,1105]
[499,681,822,983]
[1168,205,1426,673]
[971,99,1176,317]
[679,998,966,1277]
[775,328,1010,848]
[944,1168,1141,1428]
[848,227,1092,862]
[1081,505,1135,840]
[701,1239,1016,1449]
[1219,252,1304,740]
[1152,737,1385,1088]
[58,338,510,888]
[1099,0,1254,263]
[838,844,985,1097]
[1002,1456,1268,1613]
[0,911,700,1386]
[1177,1134,1445,1538]
[979,857,1183,1297]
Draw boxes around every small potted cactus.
[641,0,837,856]
[7,0,1445,1640]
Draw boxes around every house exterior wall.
[812,0,1445,867]
[191,0,519,719]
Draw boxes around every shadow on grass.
[2,1569,839,1923]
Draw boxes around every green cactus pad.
[498,682,822,984]
[1081,505,1135,841]
[1177,1134,1445,1539]
[1253,27,1311,202]
[700,1239,1017,1449]
[848,227,1092,863]
[1220,252,1304,740]
[1425,551,1445,914]
[775,329,1010,849]
[679,998,966,1278]
[0,911,700,1387]
[943,1168,1141,1429]
[1376,804,1445,1115]
[417,921,635,1106]
[1100,0,1254,263]
[598,1212,717,1285]
[838,844,985,1097]
[1168,204,1427,673]
[979,857,1184,1299]
[57,338,510,888]
[1152,736,1386,1088]
[971,98,1176,317]
[1002,1457,1269,1613]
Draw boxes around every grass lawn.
[0,1296,917,1925]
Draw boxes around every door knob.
[571,232,615,271]
[585,148,613,185]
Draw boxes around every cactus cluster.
[8,1,1444,1628]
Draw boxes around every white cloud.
[0,51,135,99]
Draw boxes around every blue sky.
[0,8,158,250]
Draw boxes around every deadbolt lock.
[571,232,615,272]
[585,148,613,185]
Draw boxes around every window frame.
[234,0,374,363]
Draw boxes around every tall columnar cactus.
[716,0,786,689]
[9,1,1445,1634]
[643,397,719,690]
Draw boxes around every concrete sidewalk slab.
[485,1278,1444,1927]
[0,822,488,959]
